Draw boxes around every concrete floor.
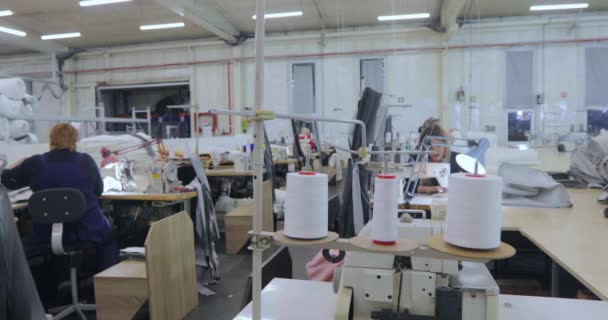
[185,243,255,320]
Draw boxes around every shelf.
[267,231,509,263]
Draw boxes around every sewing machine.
[102,158,182,194]
[425,163,450,189]
[146,160,181,194]
[333,218,499,320]
[396,163,451,202]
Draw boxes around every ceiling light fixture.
[140,22,185,30]
[378,13,431,21]
[0,10,13,17]
[530,3,589,11]
[252,11,303,20]
[0,26,26,37]
[79,0,132,7]
[41,32,82,40]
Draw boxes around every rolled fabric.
[0,94,23,115]
[0,78,26,100]
[9,120,30,139]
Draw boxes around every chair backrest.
[29,188,86,224]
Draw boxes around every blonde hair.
[49,123,78,151]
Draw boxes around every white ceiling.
[0,0,607,56]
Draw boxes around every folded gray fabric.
[498,163,572,208]
[569,134,608,187]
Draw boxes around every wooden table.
[533,148,571,172]
[274,158,298,165]
[95,212,197,320]
[502,188,608,300]
[101,192,197,202]
[94,260,148,320]
[101,191,197,213]
[11,201,28,211]
[234,278,608,320]
[205,169,256,177]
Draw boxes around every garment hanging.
[0,153,47,320]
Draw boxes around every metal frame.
[218,3,445,319]
[0,106,152,142]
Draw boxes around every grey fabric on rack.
[498,163,572,208]
[351,87,383,154]
[569,133,608,187]
[189,154,221,296]
[0,154,47,320]
[337,87,381,237]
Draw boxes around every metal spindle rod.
[251,0,265,319]
[330,144,435,156]
[210,109,368,147]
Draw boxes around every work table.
[235,278,608,320]
[502,188,608,300]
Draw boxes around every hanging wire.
[476,0,481,103]
[38,82,64,101]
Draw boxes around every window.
[98,82,191,138]
[587,109,608,136]
[585,47,608,107]
[507,110,533,143]
[505,50,535,109]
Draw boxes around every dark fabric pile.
[337,87,382,238]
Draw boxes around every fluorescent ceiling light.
[252,11,303,19]
[79,0,132,7]
[41,32,81,40]
[0,10,13,17]
[530,3,589,11]
[378,13,431,21]
[140,22,185,30]
[0,26,26,37]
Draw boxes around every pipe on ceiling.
[58,35,608,75]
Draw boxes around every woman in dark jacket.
[1,123,117,270]
[415,118,464,194]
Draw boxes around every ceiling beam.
[0,21,68,54]
[440,0,469,33]
[155,0,239,44]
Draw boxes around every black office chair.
[29,188,96,320]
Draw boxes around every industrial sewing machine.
[104,159,182,194]
[333,218,499,320]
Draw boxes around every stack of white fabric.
[0,78,39,144]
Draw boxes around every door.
[360,58,385,93]
[291,63,316,114]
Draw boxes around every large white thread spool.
[371,174,399,245]
[444,173,503,249]
[284,171,328,239]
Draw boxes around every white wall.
[3,14,608,146]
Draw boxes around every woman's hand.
[417,185,444,194]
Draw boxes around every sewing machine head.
[426,163,450,188]
[334,219,499,320]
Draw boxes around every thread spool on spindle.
[444,173,503,249]
[371,174,399,245]
[284,171,328,239]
